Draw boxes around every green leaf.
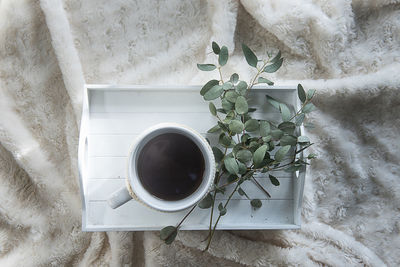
[235,96,248,114]
[307,153,317,159]
[279,103,291,121]
[222,99,234,112]
[212,147,224,162]
[238,187,245,196]
[297,136,310,143]
[263,58,283,73]
[280,135,297,146]
[270,129,284,140]
[229,120,244,134]
[230,73,239,84]
[242,43,258,68]
[295,113,305,126]
[259,121,270,137]
[297,84,306,103]
[235,81,248,95]
[269,175,280,186]
[248,108,257,112]
[204,85,224,100]
[278,122,295,134]
[262,135,272,143]
[270,50,281,64]
[253,145,268,166]
[236,150,252,163]
[197,64,217,71]
[250,199,262,209]
[307,89,316,100]
[275,145,291,162]
[224,157,239,175]
[258,77,274,85]
[160,226,178,244]
[209,102,217,116]
[218,46,228,66]
[303,103,315,113]
[266,95,280,109]
[218,203,227,216]
[218,121,229,132]
[207,124,220,133]
[200,80,219,96]
[217,108,227,114]
[244,119,259,132]
[212,41,220,54]
[225,91,239,103]
[238,161,247,174]
[219,134,233,147]
[198,193,213,209]
[222,82,233,90]
[241,134,250,143]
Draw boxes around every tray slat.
[79,85,304,231]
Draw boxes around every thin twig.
[176,204,197,228]
[251,177,271,198]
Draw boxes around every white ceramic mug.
[107,123,215,212]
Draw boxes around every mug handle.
[107,187,132,209]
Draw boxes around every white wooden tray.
[78,84,305,231]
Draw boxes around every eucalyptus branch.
[251,177,271,198]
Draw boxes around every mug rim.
[127,123,215,212]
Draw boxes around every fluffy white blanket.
[0,0,399,266]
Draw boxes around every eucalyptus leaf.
[245,119,259,132]
[266,95,280,109]
[209,102,217,116]
[295,113,305,126]
[222,82,233,90]
[297,84,306,103]
[270,50,281,64]
[307,89,316,100]
[307,153,317,159]
[270,129,284,140]
[219,134,232,147]
[242,43,258,67]
[197,64,217,71]
[204,85,224,100]
[262,135,272,143]
[241,134,250,143]
[212,41,220,54]
[225,91,239,103]
[218,122,229,132]
[250,199,262,209]
[274,145,291,162]
[222,99,234,112]
[229,120,244,134]
[263,57,283,73]
[212,147,224,162]
[258,77,274,85]
[297,136,310,143]
[200,80,219,96]
[224,157,239,175]
[303,103,315,113]
[160,226,177,244]
[235,96,248,114]
[278,122,295,134]
[269,174,280,186]
[238,187,245,196]
[207,124,221,133]
[235,81,248,95]
[253,145,268,166]
[236,150,252,163]
[230,73,239,84]
[280,135,297,146]
[198,193,213,209]
[238,161,247,174]
[217,108,227,114]
[279,103,291,121]
[218,203,227,216]
[219,46,228,66]
[260,121,270,137]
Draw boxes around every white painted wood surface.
[78,85,305,231]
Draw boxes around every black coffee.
[137,133,205,201]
